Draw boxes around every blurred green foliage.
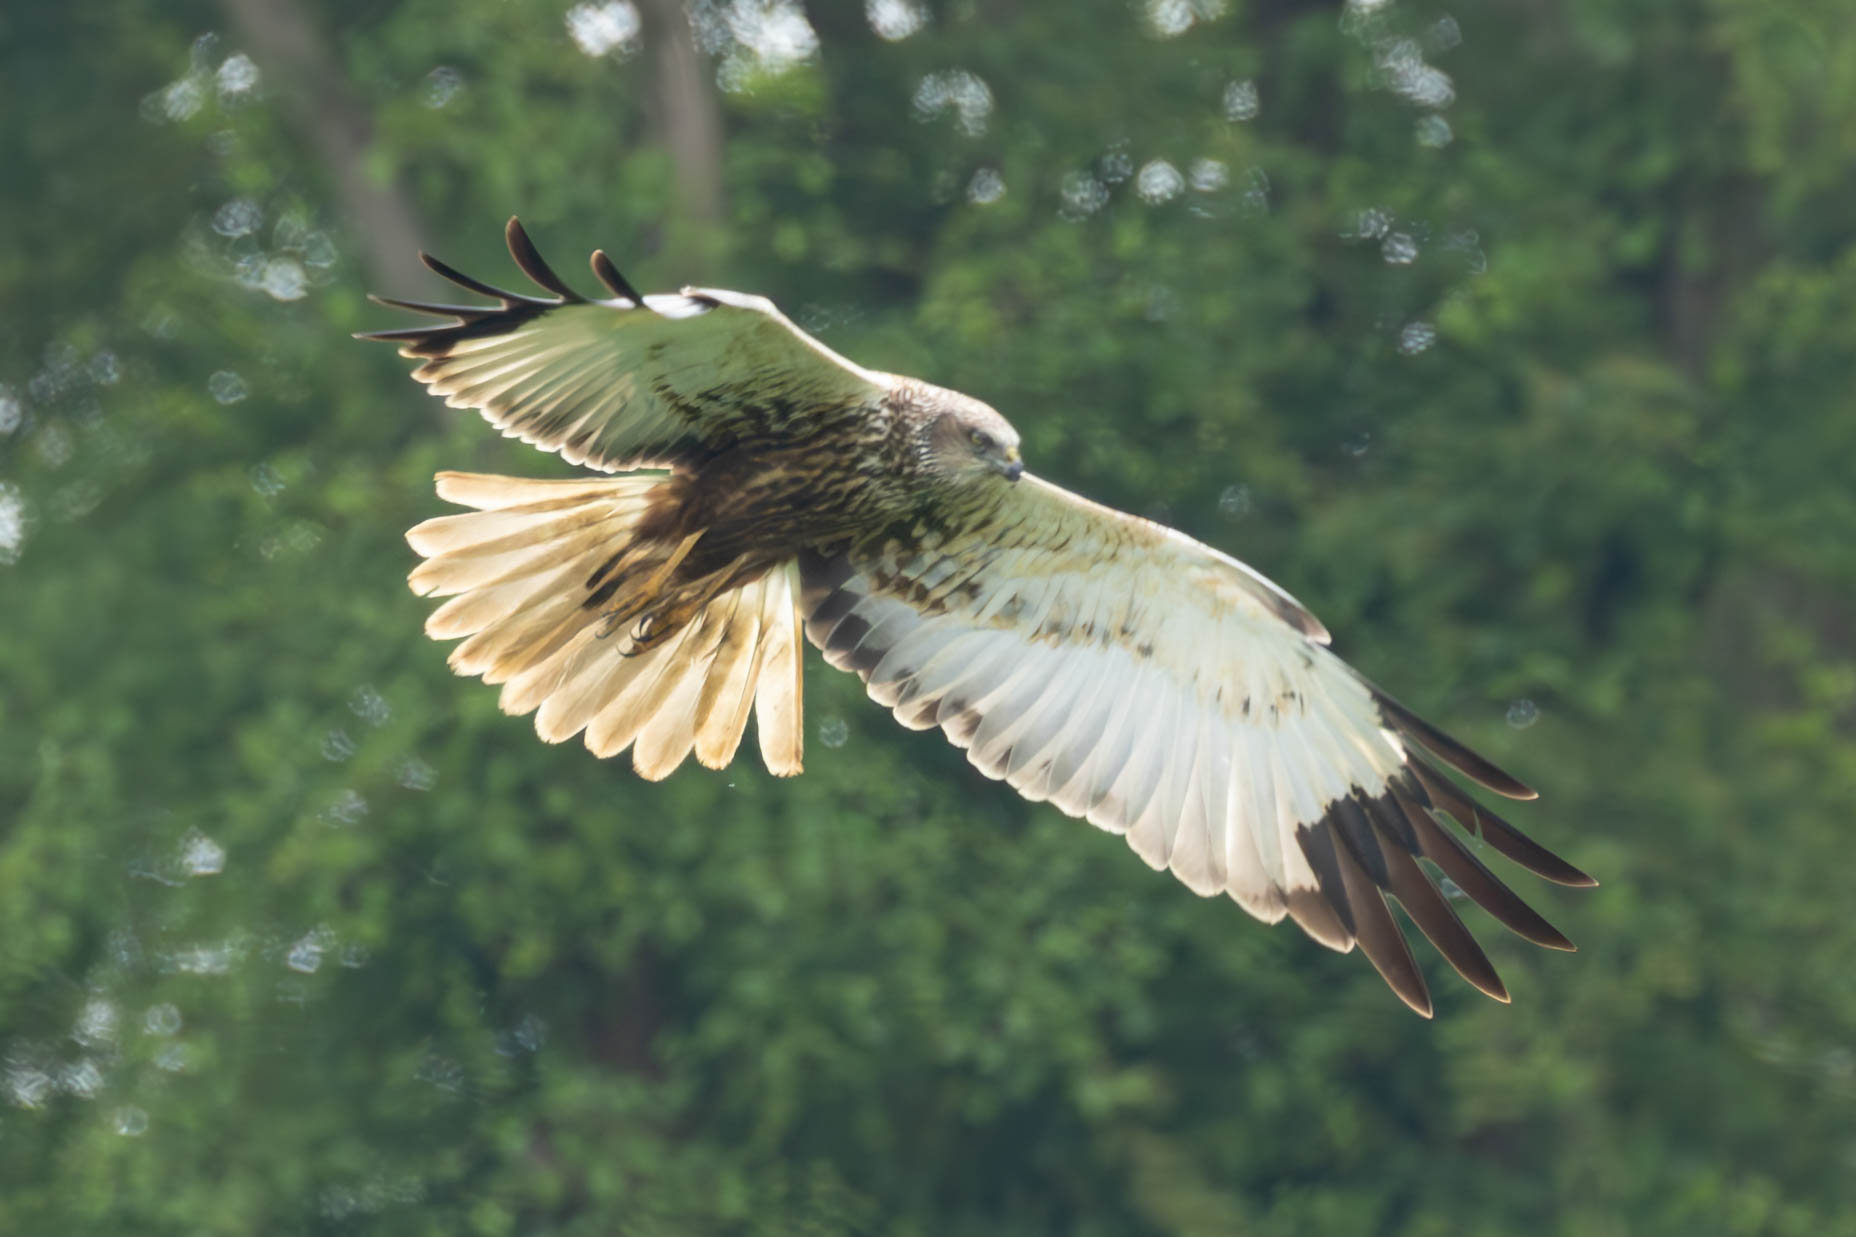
[3,0,1854,1233]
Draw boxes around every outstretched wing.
[358,218,891,472]
[800,476,1594,1016]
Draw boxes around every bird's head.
[925,394,1023,485]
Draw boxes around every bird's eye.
[969,429,993,450]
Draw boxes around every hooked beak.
[1001,446,1023,483]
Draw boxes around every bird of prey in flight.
[361,218,1592,1016]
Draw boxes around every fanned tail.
[406,471,804,779]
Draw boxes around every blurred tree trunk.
[219,0,434,294]
[638,0,725,277]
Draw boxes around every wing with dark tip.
[359,218,892,472]
[799,474,1592,1016]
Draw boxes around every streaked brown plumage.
[362,218,1592,1016]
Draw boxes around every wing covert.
[798,475,1592,1015]
[359,218,892,472]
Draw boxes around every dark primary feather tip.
[1407,763,1593,888]
[420,250,526,302]
[353,326,442,342]
[366,294,493,319]
[590,250,645,303]
[1389,781,1576,952]
[1295,824,1356,937]
[503,217,585,303]
[1332,838,1432,1017]
[1331,795,1391,887]
[1382,842,1510,1002]
[1370,684,1538,800]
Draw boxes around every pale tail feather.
[752,562,805,776]
[407,471,805,779]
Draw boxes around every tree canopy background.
[3,0,1853,1233]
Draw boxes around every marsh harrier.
[362,219,1592,1015]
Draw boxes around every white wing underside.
[800,475,1394,927]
